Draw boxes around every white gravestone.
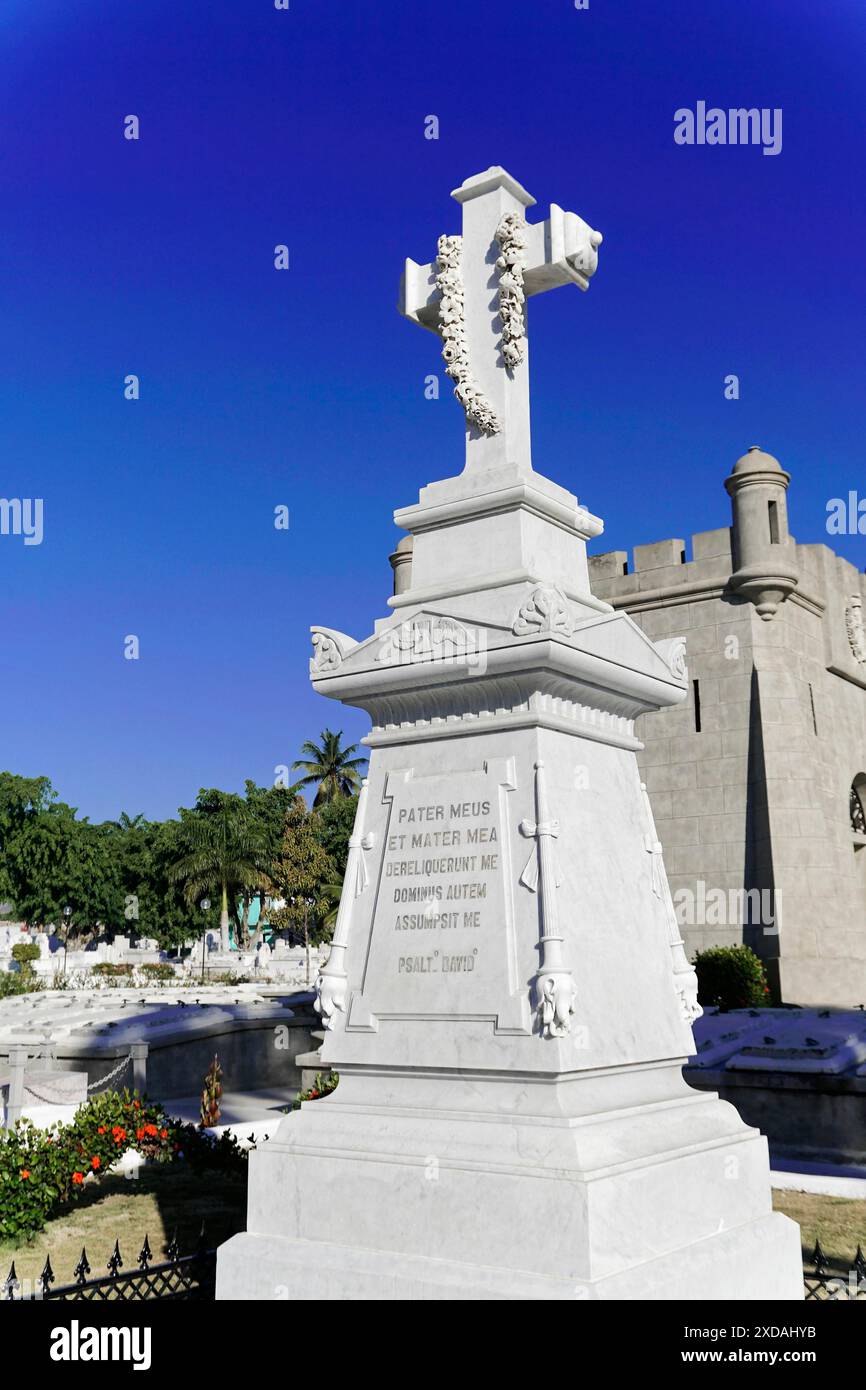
[217,168,802,1301]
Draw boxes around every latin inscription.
[386,800,496,960]
[361,769,514,1017]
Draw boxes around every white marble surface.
[218,168,803,1302]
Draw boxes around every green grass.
[773,1189,866,1271]
[3,1168,862,1291]
[0,1163,247,1289]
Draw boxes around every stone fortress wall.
[588,447,866,1008]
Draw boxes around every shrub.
[0,1120,70,1241]
[0,970,42,998]
[693,944,770,1010]
[137,962,175,981]
[91,962,133,978]
[11,942,40,966]
[0,1090,171,1243]
[0,1088,249,1241]
[168,1123,249,1177]
[291,1071,338,1110]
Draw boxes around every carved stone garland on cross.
[436,212,528,437]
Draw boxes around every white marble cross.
[400,166,602,476]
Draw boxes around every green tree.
[242,779,302,862]
[319,868,344,930]
[103,815,209,951]
[269,798,334,984]
[236,780,303,941]
[292,730,366,806]
[316,791,359,878]
[0,773,119,935]
[0,773,63,916]
[170,790,269,952]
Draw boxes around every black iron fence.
[803,1241,866,1300]
[2,1227,216,1302]
[3,1233,864,1301]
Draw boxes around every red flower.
[97,1126,106,1135]
[72,1172,84,1185]
[159,1129,167,1139]
[133,1100,141,1109]
[144,1123,158,1137]
[20,1169,30,1180]
[91,1156,101,1170]
[136,1128,145,1141]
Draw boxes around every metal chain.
[17,1080,79,1105]
[86,1053,133,1094]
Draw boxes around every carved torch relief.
[519,761,578,1039]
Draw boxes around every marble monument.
[216,168,802,1300]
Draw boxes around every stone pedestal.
[217,460,802,1300]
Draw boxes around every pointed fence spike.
[3,1261,20,1301]
[107,1239,123,1276]
[74,1246,91,1285]
[39,1255,55,1294]
[166,1228,180,1262]
[811,1239,828,1273]
[854,1244,866,1277]
[138,1233,152,1270]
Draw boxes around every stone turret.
[725,445,798,620]
[388,535,413,596]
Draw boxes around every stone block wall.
[589,526,866,1007]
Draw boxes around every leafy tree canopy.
[0,748,363,953]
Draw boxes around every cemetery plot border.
[2,1228,216,1302]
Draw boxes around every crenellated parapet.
[588,447,832,626]
[588,526,735,611]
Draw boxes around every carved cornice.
[312,624,684,733]
[363,680,637,750]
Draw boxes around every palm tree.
[292,730,366,806]
[170,796,268,953]
[320,869,344,930]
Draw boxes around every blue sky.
[2,0,864,822]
